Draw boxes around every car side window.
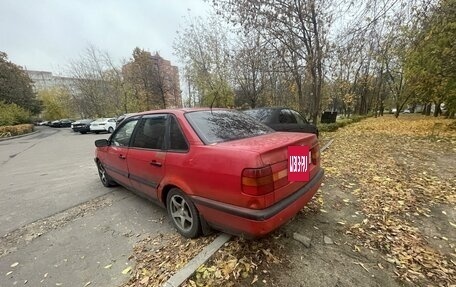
[108,119,115,122]
[169,116,189,151]
[279,109,297,124]
[111,119,138,147]
[131,115,167,150]
[290,110,309,125]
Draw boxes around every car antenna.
[210,92,218,115]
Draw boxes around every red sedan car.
[94,108,324,238]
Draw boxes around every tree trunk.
[425,103,432,116]
[394,104,400,118]
[433,101,441,117]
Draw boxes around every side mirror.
[95,139,109,147]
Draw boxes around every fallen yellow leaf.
[122,266,132,275]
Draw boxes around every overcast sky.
[0,0,210,75]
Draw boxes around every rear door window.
[168,116,189,151]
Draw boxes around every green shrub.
[318,115,370,132]
[0,101,31,126]
[318,123,340,132]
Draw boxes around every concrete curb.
[0,130,40,142]
[162,233,232,287]
[321,139,334,153]
[161,138,335,287]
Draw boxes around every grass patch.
[318,115,369,132]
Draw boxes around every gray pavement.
[0,127,172,286]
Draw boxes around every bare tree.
[231,33,269,108]
[174,15,235,107]
[68,45,123,117]
[213,0,332,123]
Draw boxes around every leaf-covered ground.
[123,234,215,287]
[322,115,456,285]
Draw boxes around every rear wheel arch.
[161,184,185,206]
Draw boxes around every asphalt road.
[0,127,172,286]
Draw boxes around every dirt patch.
[0,193,116,258]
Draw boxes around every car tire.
[166,188,201,238]
[108,127,114,133]
[94,131,99,134]
[96,160,117,187]
[80,131,87,134]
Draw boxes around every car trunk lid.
[217,132,320,207]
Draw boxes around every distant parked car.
[60,119,73,127]
[94,108,324,238]
[50,120,60,127]
[51,119,72,128]
[90,118,116,134]
[72,119,93,134]
[33,121,50,126]
[244,107,319,137]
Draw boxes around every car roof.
[130,108,230,117]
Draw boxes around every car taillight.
[242,166,274,196]
[311,145,320,166]
[242,160,293,196]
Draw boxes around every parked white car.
[90,118,116,134]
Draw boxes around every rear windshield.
[244,109,273,122]
[185,110,273,144]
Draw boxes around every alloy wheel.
[97,161,107,185]
[169,194,193,232]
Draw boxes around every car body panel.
[98,145,130,186]
[127,149,166,200]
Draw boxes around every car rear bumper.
[192,168,324,238]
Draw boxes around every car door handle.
[150,160,162,167]
[119,154,126,159]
